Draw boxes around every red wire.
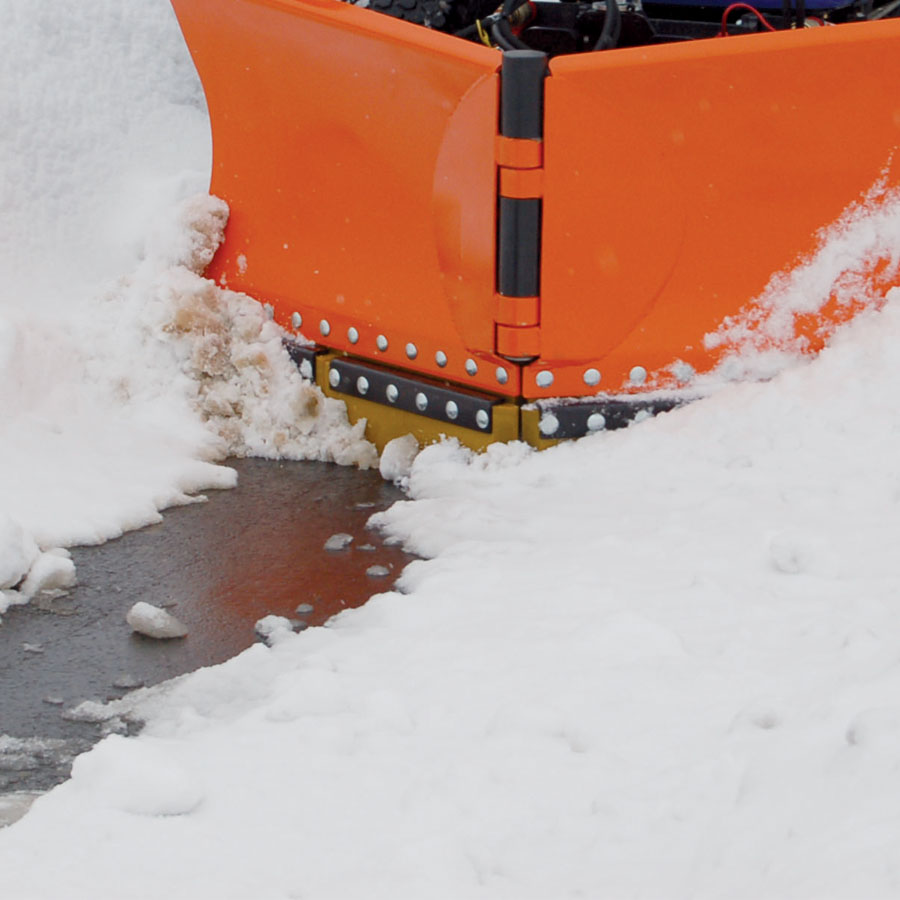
[718,2,777,35]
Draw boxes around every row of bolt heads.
[329,366,492,430]
[291,312,649,388]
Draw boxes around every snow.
[379,433,421,483]
[0,2,374,618]
[126,602,189,639]
[3,0,900,897]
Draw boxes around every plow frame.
[170,0,900,445]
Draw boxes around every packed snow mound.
[151,195,377,467]
[70,735,204,817]
[0,192,375,619]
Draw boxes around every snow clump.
[379,433,420,484]
[126,602,188,639]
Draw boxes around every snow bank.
[6,276,900,899]
[0,191,375,618]
[0,1,374,618]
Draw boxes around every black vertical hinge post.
[497,50,547,300]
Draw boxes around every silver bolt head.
[319,319,331,337]
[629,365,648,385]
[415,392,428,411]
[435,350,448,368]
[539,413,560,436]
[406,342,418,360]
[291,312,303,329]
[586,412,606,432]
[356,376,369,395]
[495,366,509,385]
[445,400,458,420]
[376,334,388,352]
[465,359,478,376]
[476,409,490,430]
[328,368,340,388]
[583,368,601,387]
[347,326,359,344]
[386,384,399,403]
[536,370,554,388]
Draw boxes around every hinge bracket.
[495,50,547,363]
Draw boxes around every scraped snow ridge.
[703,176,900,384]
[0,194,375,618]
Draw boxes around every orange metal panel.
[495,135,543,169]
[170,0,522,396]
[499,167,544,199]
[496,324,541,357]
[494,294,540,326]
[537,20,900,399]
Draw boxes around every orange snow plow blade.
[171,0,900,447]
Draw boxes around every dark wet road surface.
[0,459,411,795]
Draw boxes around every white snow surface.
[0,1,374,616]
[4,1,900,898]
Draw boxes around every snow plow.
[170,0,900,449]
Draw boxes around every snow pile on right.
[5,287,900,897]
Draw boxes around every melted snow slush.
[0,458,410,798]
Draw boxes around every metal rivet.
[415,392,428,411]
[445,400,458,420]
[536,370,554,388]
[465,359,478,376]
[319,319,331,337]
[386,384,399,403]
[629,365,647,385]
[435,350,448,368]
[328,368,340,388]
[583,368,601,387]
[587,412,606,432]
[406,342,418,360]
[356,376,369,395]
[347,326,359,344]
[495,366,509,385]
[291,312,303,329]
[539,413,560,436]
[476,409,490,430]
[376,334,388,352]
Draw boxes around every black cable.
[492,17,531,49]
[594,0,622,49]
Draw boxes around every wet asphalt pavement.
[0,459,411,797]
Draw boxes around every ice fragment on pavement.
[125,601,188,639]
[324,532,353,551]
[366,565,391,578]
[295,603,314,615]
[112,674,144,690]
[22,643,44,654]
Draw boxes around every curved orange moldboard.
[169,0,519,395]
[534,19,900,399]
